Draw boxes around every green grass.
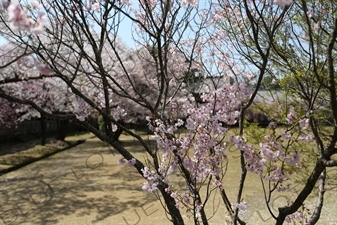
[0,142,67,165]
[0,133,94,166]
[1,129,335,224]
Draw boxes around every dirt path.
[0,135,336,225]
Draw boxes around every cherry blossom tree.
[0,42,81,142]
[211,0,337,224]
[0,1,210,224]
[0,97,18,128]
[1,0,337,225]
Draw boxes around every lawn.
[0,131,336,224]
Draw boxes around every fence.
[1,120,60,136]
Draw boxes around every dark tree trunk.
[275,162,325,225]
[79,122,185,225]
[112,121,127,141]
[40,114,46,145]
[157,183,185,225]
[56,119,68,141]
[112,127,123,141]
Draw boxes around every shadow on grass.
[0,140,85,175]
[77,138,158,156]
[0,158,158,224]
[0,137,159,225]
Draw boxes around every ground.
[0,133,336,225]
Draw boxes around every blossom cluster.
[141,166,159,192]
[231,202,248,216]
[0,98,18,128]
[285,211,305,224]
[273,0,293,8]
[3,0,47,34]
[72,96,91,121]
[136,79,252,219]
[151,81,250,182]
[180,0,198,7]
[229,127,302,182]
[34,58,54,75]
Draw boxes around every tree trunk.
[81,122,184,225]
[56,119,68,141]
[40,114,46,145]
[112,127,123,141]
[112,120,127,141]
[307,170,326,225]
[157,183,185,225]
[275,162,325,225]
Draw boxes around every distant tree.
[0,97,18,128]
[261,75,281,90]
[0,43,82,142]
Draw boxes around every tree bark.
[157,183,185,225]
[307,169,326,225]
[112,126,123,141]
[275,161,325,225]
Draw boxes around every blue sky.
[117,16,137,48]
[0,18,135,48]
[0,1,208,48]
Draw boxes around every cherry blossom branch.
[327,18,337,132]
[0,73,55,84]
[307,169,326,225]
[321,158,337,167]
[276,160,324,224]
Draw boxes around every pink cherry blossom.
[268,167,286,181]
[34,58,53,75]
[286,106,296,124]
[31,24,44,34]
[32,11,47,34]
[285,211,305,224]
[183,193,191,204]
[112,124,118,132]
[180,0,198,7]
[299,118,309,130]
[273,0,293,7]
[286,151,300,166]
[141,167,158,192]
[231,202,247,216]
[1,0,10,9]
[268,121,277,130]
[213,179,224,190]
[92,3,100,11]
[5,0,47,34]
[307,11,313,18]
[31,0,42,9]
[7,0,33,30]
[170,191,178,198]
[118,158,127,165]
[127,158,136,166]
[119,0,131,5]
[195,203,203,218]
[314,22,320,30]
